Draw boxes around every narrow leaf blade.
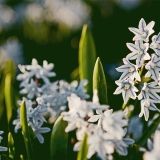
[20,101,34,160]
[79,25,96,96]
[8,132,15,160]
[4,73,13,123]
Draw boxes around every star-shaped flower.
[129,18,155,42]
[145,54,160,81]
[116,58,141,81]
[138,82,160,101]
[114,79,138,103]
[126,40,150,67]
[150,33,160,56]
[139,99,160,121]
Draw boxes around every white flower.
[126,40,150,67]
[150,33,160,56]
[20,79,41,99]
[139,99,160,121]
[138,82,160,101]
[116,58,141,81]
[29,121,50,144]
[102,110,128,140]
[129,18,155,42]
[113,129,134,156]
[39,60,56,83]
[145,54,160,81]
[89,109,128,140]
[26,58,41,78]
[114,79,138,103]
[143,130,160,160]
[63,114,88,133]
[87,125,114,159]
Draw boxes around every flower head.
[129,18,155,42]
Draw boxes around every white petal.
[128,27,141,36]
[126,43,138,51]
[139,18,146,32]
[88,115,101,122]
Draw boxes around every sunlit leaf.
[79,24,96,96]
[8,132,15,160]
[93,57,108,104]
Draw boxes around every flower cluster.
[114,18,160,121]
[62,90,134,159]
[13,58,89,143]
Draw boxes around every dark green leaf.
[50,116,68,160]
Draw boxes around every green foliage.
[50,116,68,160]
[77,132,88,160]
[79,24,96,96]
[4,73,13,124]
[20,101,34,160]
[8,132,15,160]
[93,57,108,104]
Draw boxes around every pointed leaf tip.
[93,57,108,104]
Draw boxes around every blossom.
[114,79,138,103]
[39,60,56,83]
[143,130,160,160]
[150,33,160,56]
[29,121,50,144]
[19,79,41,99]
[113,129,134,156]
[139,99,160,121]
[89,109,128,140]
[138,82,160,101]
[126,40,150,67]
[116,58,141,81]
[87,125,114,159]
[129,18,155,42]
[145,54,160,81]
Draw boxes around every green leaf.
[77,132,88,160]
[4,73,13,123]
[93,57,108,104]
[137,113,160,146]
[79,24,96,96]
[20,101,34,160]
[8,132,15,160]
[50,116,68,160]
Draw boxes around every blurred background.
[0,0,160,107]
